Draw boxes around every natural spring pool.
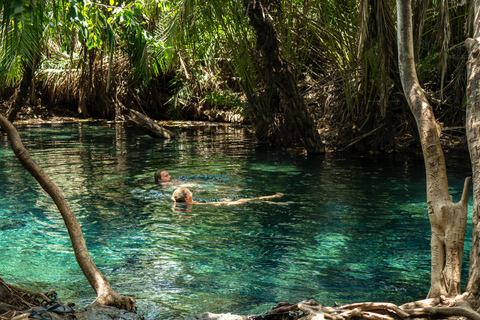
[0,122,473,319]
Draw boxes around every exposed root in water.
[248,297,480,320]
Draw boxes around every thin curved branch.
[0,115,135,311]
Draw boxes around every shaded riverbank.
[0,97,469,155]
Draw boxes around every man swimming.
[154,169,172,184]
[154,170,197,188]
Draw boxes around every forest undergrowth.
[0,70,469,156]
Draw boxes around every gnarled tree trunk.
[397,0,470,298]
[6,65,34,123]
[243,0,324,154]
[0,115,135,311]
[465,0,480,305]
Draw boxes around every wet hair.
[172,187,191,202]
[154,169,168,181]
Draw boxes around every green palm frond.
[0,20,42,85]
[0,0,56,90]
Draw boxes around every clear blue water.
[0,123,473,319]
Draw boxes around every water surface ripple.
[0,123,473,319]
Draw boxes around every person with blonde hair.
[171,187,194,203]
[171,187,283,206]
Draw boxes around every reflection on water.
[0,123,473,319]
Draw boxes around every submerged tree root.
[249,297,480,320]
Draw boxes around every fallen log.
[127,109,175,139]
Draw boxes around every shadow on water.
[0,122,474,319]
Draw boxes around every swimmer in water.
[154,170,200,188]
[171,187,283,206]
[154,169,172,185]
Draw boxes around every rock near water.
[73,304,144,320]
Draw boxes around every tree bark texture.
[78,44,90,117]
[6,65,33,123]
[397,0,470,298]
[465,0,480,301]
[243,0,324,153]
[0,115,135,311]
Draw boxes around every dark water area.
[0,122,474,319]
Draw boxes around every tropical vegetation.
[5,0,480,317]
[0,0,471,153]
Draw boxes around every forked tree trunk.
[397,0,470,298]
[0,115,136,311]
[465,0,480,304]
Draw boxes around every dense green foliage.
[0,0,472,153]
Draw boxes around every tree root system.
[248,297,480,320]
[0,277,55,319]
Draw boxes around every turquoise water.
[0,123,473,319]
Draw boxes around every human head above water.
[171,187,193,203]
[154,169,172,182]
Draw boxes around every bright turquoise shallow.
[0,123,473,319]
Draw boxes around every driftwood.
[127,109,176,139]
[247,297,480,320]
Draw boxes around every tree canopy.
[0,0,471,153]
